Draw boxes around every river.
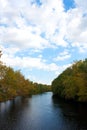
[0,92,87,130]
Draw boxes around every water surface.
[0,92,87,130]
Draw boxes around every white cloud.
[0,26,50,49]
[1,52,58,72]
[75,0,87,13]
[72,42,87,53]
[27,74,51,85]
[0,0,87,84]
[55,63,71,76]
[0,46,70,73]
[1,45,19,55]
[0,47,71,84]
[65,6,87,52]
[0,0,67,50]
[54,50,71,61]
[0,0,87,53]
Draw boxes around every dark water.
[0,92,87,130]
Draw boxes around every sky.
[0,0,87,85]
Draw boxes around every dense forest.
[0,51,51,102]
[52,59,87,102]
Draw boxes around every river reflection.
[52,96,87,130]
[0,92,87,130]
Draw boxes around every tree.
[0,49,51,102]
[52,59,87,102]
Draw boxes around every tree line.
[52,59,87,102]
[0,51,51,102]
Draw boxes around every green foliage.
[0,52,51,102]
[52,59,87,102]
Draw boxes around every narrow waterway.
[0,92,87,130]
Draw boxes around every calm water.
[0,92,87,130]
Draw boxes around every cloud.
[0,0,67,50]
[1,51,58,72]
[0,26,50,49]
[54,50,71,61]
[75,0,87,13]
[72,42,87,53]
[55,63,71,76]
[0,47,71,85]
[65,2,87,52]
[0,0,87,84]
[0,0,87,53]
[1,46,71,74]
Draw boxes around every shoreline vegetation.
[0,51,51,102]
[52,59,87,102]
[0,50,87,103]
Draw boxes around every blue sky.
[63,0,75,11]
[0,0,87,84]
